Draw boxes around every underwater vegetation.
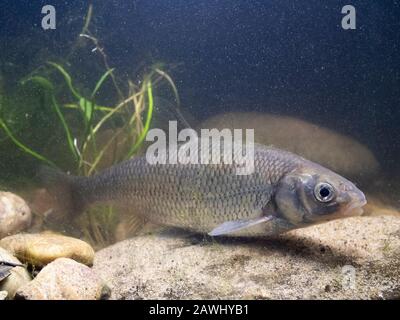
[0,5,179,247]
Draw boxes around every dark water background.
[0,1,399,188]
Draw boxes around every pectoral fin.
[208,215,273,236]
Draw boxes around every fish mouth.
[344,192,367,217]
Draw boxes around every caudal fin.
[38,166,87,220]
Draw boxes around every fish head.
[275,163,367,226]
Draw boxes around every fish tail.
[38,166,87,219]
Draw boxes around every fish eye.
[314,182,335,202]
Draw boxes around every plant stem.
[127,80,154,158]
[0,118,56,167]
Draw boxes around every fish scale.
[45,140,366,237]
[73,143,300,233]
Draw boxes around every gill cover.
[275,172,342,225]
[275,173,310,225]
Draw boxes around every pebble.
[0,232,95,267]
[15,258,109,300]
[0,192,32,239]
[0,247,31,299]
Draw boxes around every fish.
[41,139,367,237]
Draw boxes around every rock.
[93,216,400,299]
[15,258,109,300]
[0,232,95,267]
[199,112,380,181]
[0,291,7,300]
[0,247,31,299]
[0,192,32,239]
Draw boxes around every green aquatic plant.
[0,118,56,167]
[76,204,119,250]
[9,61,157,176]
[0,3,181,247]
[0,62,177,246]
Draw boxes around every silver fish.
[43,141,367,237]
